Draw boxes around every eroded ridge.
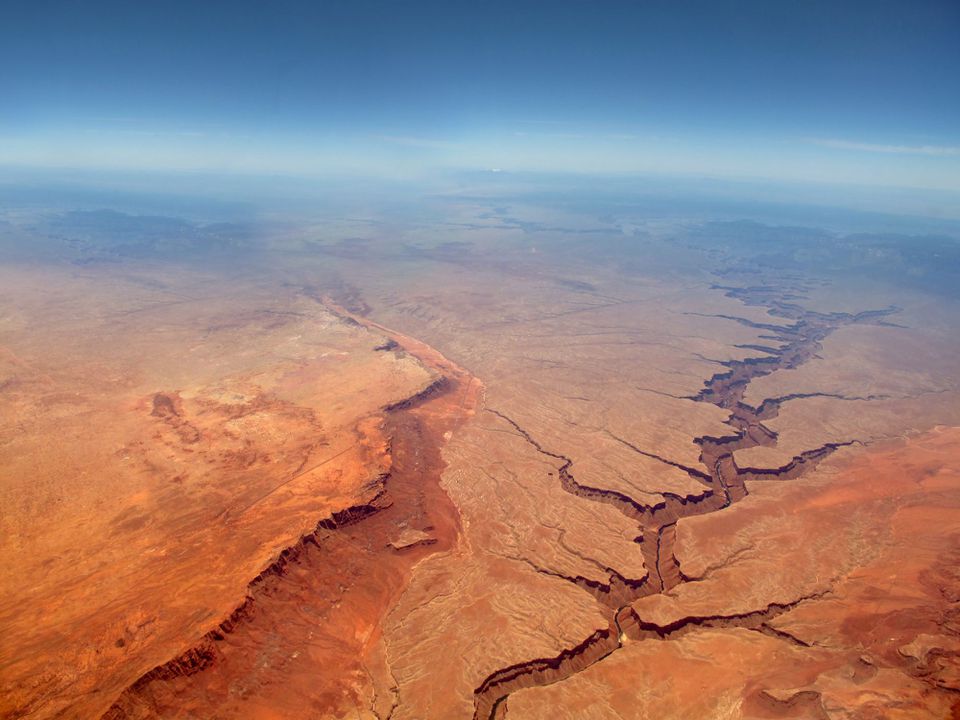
[472,286,898,719]
[102,302,482,719]
[102,494,392,713]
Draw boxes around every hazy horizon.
[3,0,959,200]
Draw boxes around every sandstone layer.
[0,265,436,718]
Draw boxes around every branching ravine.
[603,430,712,485]
[472,285,899,719]
[499,552,650,610]
[679,542,757,587]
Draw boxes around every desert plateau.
[1,192,959,720]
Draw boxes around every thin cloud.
[810,138,960,157]
[513,131,586,139]
[121,130,206,137]
[83,127,207,138]
[376,135,458,149]
[516,119,576,126]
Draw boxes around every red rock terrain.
[99,300,482,719]
[507,425,960,719]
[465,294,913,718]
[336,268,958,720]
[3,232,959,720]
[0,268,442,718]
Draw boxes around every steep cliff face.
[0,273,438,720]
[101,301,483,720]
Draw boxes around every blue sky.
[2,0,958,190]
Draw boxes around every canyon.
[1,205,959,719]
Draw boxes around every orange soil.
[507,426,960,719]
[102,301,482,718]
